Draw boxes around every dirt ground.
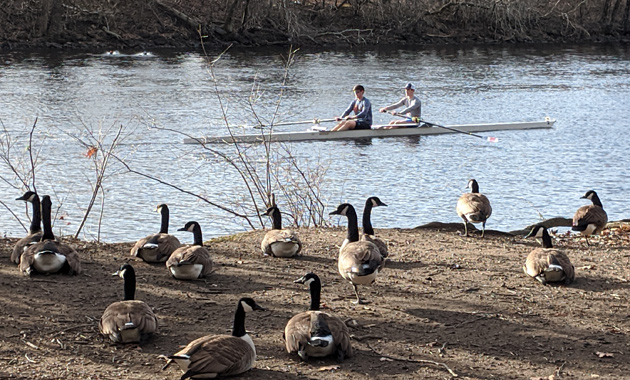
[1,223,629,380]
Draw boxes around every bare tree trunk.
[47,0,64,36]
[37,0,64,37]
[224,0,241,32]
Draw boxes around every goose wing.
[11,232,43,264]
[99,300,158,341]
[131,233,181,262]
[167,245,213,277]
[339,241,383,277]
[572,205,608,232]
[19,240,81,275]
[457,193,492,222]
[173,335,255,378]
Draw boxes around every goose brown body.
[572,190,608,245]
[169,298,265,379]
[330,203,383,304]
[166,221,213,280]
[261,206,302,257]
[524,226,575,285]
[456,179,492,237]
[284,273,352,362]
[99,264,158,343]
[131,204,181,263]
[19,195,81,276]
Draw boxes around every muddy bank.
[1,0,629,51]
[1,225,630,379]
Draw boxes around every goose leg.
[462,221,469,237]
[352,284,369,304]
[481,221,486,238]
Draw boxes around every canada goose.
[130,204,182,263]
[284,273,352,362]
[11,191,43,264]
[572,190,608,245]
[169,297,265,379]
[99,263,158,343]
[166,221,213,280]
[330,203,383,304]
[361,196,388,258]
[19,195,81,276]
[261,206,302,257]
[456,179,492,237]
[524,226,575,285]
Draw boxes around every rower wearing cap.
[378,82,422,129]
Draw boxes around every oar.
[245,118,337,129]
[393,113,499,142]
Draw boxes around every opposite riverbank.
[1,0,629,51]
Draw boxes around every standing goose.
[11,191,43,264]
[169,298,265,379]
[524,226,575,285]
[330,203,383,304]
[572,190,608,245]
[261,205,302,257]
[166,221,213,280]
[19,195,81,276]
[361,196,388,259]
[456,179,492,237]
[131,203,181,263]
[284,273,352,362]
[99,263,158,343]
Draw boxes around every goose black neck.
[345,206,360,243]
[362,200,374,236]
[191,224,203,246]
[29,195,42,234]
[40,196,55,241]
[160,206,170,234]
[309,279,322,311]
[541,228,553,249]
[590,193,603,208]
[271,208,282,230]
[123,268,136,301]
[232,303,247,337]
[470,181,480,194]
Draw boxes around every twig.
[366,341,458,377]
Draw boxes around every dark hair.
[353,85,364,92]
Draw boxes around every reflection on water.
[1,44,629,242]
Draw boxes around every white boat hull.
[183,119,555,144]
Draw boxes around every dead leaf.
[317,365,340,371]
[85,146,98,158]
[595,351,614,358]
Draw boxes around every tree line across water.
[1,0,629,50]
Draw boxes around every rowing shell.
[183,119,555,144]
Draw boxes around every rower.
[378,83,422,129]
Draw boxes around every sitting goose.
[19,195,82,276]
[330,203,383,304]
[456,179,492,237]
[572,190,608,245]
[99,263,158,343]
[524,225,575,285]
[130,203,181,263]
[166,221,213,280]
[169,298,265,379]
[284,273,352,362]
[261,205,302,257]
[12,191,43,265]
[361,196,388,259]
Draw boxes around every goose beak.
[177,227,186,231]
[294,276,307,284]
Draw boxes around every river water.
[1,43,629,243]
